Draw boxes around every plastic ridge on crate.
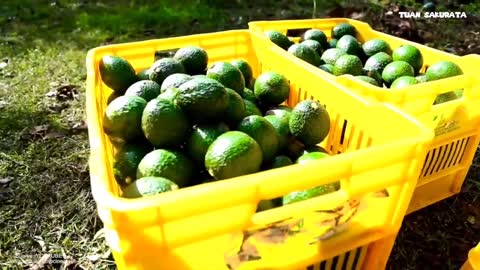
[248,18,480,214]
[462,242,480,270]
[86,30,432,270]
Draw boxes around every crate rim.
[86,29,254,57]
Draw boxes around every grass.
[0,0,479,269]
[0,42,112,269]
[0,1,236,268]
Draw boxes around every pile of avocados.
[99,45,337,211]
[264,22,464,104]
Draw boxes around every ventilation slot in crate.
[420,136,471,178]
[305,245,367,270]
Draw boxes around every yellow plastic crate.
[462,243,480,270]
[86,30,432,270]
[249,18,480,214]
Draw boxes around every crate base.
[461,261,475,270]
[461,243,480,270]
[110,242,370,270]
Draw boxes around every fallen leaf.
[102,249,112,259]
[310,221,350,242]
[317,213,339,227]
[47,102,70,113]
[225,217,307,269]
[243,217,304,246]
[225,231,262,270]
[33,236,47,252]
[45,84,78,102]
[239,241,261,260]
[31,125,49,135]
[70,120,88,133]
[0,177,14,184]
[87,254,101,262]
[225,255,241,270]
[28,254,51,270]
[225,200,361,268]
[28,125,65,139]
[224,238,243,269]
[45,91,57,97]
[243,216,295,233]
[310,200,360,242]
[338,202,358,224]
[252,219,304,244]
[93,228,105,241]
[467,216,476,225]
[63,258,77,269]
[44,131,65,139]
[350,12,365,20]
